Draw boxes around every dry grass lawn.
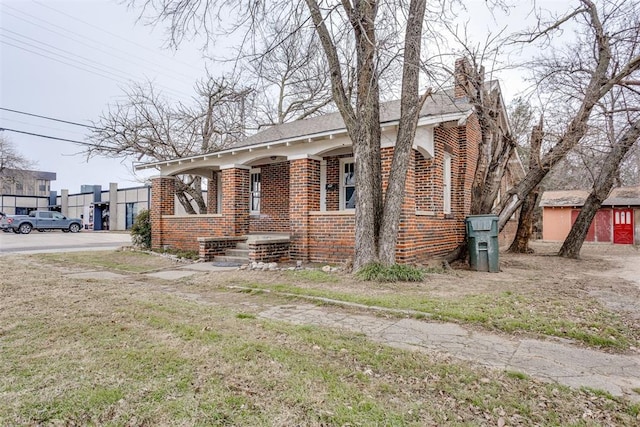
[1,244,640,425]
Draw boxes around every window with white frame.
[443,153,452,214]
[250,169,261,214]
[340,158,356,210]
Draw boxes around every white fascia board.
[135,127,350,171]
[134,110,471,172]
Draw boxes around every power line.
[3,3,198,86]
[32,0,198,75]
[0,32,191,102]
[0,107,98,130]
[0,127,101,148]
[0,117,89,136]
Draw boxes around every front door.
[613,208,634,244]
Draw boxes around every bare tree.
[89,77,246,213]
[559,87,640,258]
[241,17,335,126]
[496,0,640,230]
[0,135,32,173]
[0,135,34,184]
[508,116,543,253]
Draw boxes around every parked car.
[1,211,83,234]
[0,212,9,232]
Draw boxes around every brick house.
[138,61,519,264]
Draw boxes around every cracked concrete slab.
[145,270,198,280]
[179,263,239,272]
[258,303,640,400]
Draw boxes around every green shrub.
[356,262,424,282]
[130,209,151,249]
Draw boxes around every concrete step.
[213,255,249,264]
[236,242,249,250]
[225,248,250,257]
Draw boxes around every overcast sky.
[1,0,207,192]
[1,0,544,194]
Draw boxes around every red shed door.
[595,209,612,243]
[571,209,595,242]
[613,209,634,244]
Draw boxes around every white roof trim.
[135,110,470,171]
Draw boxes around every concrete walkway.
[259,303,640,400]
[81,262,640,401]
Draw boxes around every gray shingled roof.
[541,186,640,207]
[604,186,640,206]
[540,190,591,207]
[232,88,471,149]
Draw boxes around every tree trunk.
[350,0,382,270]
[558,117,640,258]
[507,187,539,253]
[378,0,428,265]
[174,176,207,214]
[508,116,544,253]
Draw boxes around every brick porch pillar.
[289,156,321,261]
[386,149,417,264]
[207,171,219,214]
[220,165,250,236]
[150,175,176,250]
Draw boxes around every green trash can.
[465,214,499,273]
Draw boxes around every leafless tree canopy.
[495,0,640,230]
[89,76,247,213]
[0,136,34,182]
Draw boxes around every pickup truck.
[0,210,83,234]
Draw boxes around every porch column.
[207,171,219,214]
[150,175,176,250]
[289,156,321,261]
[390,149,417,263]
[220,165,250,236]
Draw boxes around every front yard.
[1,243,639,425]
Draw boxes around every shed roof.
[540,186,640,207]
[540,190,591,207]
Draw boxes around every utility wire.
[0,32,190,102]
[0,107,99,130]
[0,127,102,148]
[0,39,136,90]
[0,117,89,136]
[3,3,198,86]
[33,0,198,75]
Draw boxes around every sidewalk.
[86,261,640,401]
[259,302,640,400]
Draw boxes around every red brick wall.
[308,213,355,262]
[221,167,249,236]
[249,161,290,233]
[150,176,176,250]
[159,215,225,251]
[290,157,321,260]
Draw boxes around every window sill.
[310,210,355,216]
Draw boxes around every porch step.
[225,248,250,257]
[213,255,249,264]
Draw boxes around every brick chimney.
[454,57,472,99]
